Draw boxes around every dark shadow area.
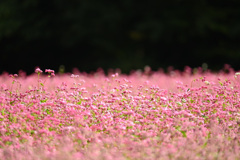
[1,0,240,74]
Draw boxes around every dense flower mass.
[0,67,239,160]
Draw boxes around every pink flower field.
[0,67,239,160]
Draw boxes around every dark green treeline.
[1,0,240,74]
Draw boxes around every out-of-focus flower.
[35,68,43,74]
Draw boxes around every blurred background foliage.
[0,0,240,74]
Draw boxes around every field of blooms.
[0,67,239,160]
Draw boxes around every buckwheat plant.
[0,66,239,160]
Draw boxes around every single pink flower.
[35,68,43,73]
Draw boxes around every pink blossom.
[35,68,43,73]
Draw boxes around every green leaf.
[219,81,223,86]
[180,130,187,137]
[5,141,13,145]
[181,98,186,103]
[40,99,48,103]
[190,99,195,103]
[202,141,208,148]
[10,101,15,105]
[176,102,182,106]
[91,110,96,117]
[30,130,35,135]
[1,109,5,116]
[13,116,17,123]
[45,109,50,114]
[77,100,82,105]
[175,126,181,131]
[121,98,127,102]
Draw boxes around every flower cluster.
[0,67,239,159]
[45,69,55,77]
[35,68,43,74]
